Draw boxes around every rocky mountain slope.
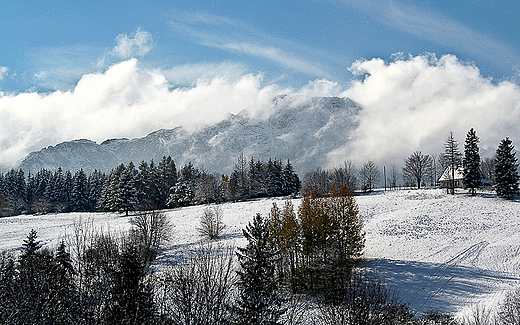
[18,96,361,175]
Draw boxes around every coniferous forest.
[0,155,301,217]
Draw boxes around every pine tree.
[71,169,89,211]
[249,158,264,198]
[3,169,27,215]
[108,244,155,325]
[88,170,106,211]
[233,213,286,325]
[463,128,483,195]
[494,137,520,199]
[15,230,55,323]
[63,170,73,211]
[116,163,139,216]
[281,160,300,196]
[158,156,177,193]
[100,164,127,212]
[137,161,154,210]
[444,132,462,195]
[266,159,283,197]
[0,251,15,323]
[52,241,79,324]
[232,154,250,200]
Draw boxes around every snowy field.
[1,188,519,317]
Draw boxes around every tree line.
[401,129,519,199]
[296,128,519,200]
[0,155,301,217]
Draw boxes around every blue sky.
[1,0,519,92]
[1,0,520,169]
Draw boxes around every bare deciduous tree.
[197,206,226,240]
[359,161,380,193]
[129,210,174,264]
[402,151,432,189]
[388,165,400,189]
[156,243,235,325]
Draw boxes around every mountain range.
[18,96,361,175]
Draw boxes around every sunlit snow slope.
[0,188,519,316]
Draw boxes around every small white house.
[438,165,492,188]
[438,165,464,188]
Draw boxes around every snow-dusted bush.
[156,243,235,325]
[129,210,174,264]
[197,205,226,240]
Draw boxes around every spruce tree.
[71,169,89,211]
[108,244,155,325]
[88,170,106,211]
[463,128,482,195]
[99,165,123,211]
[116,163,139,216]
[443,132,462,195]
[494,137,519,199]
[158,155,177,205]
[281,160,300,196]
[233,213,285,325]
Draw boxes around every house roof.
[438,165,464,182]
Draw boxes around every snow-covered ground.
[1,188,519,317]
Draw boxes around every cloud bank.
[329,54,520,167]
[0,59,286,168]
[1,53,520,173]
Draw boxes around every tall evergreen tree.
[88,170,106,211]
[116,163,139,216]
[100,164,126,211]
[71,169,89,211]
[3,169,27,215]
[443,132,462,195]
[233,213,285,325]
[463,128,482,195]
[136,161,155,210]
[494,137,520,199]
[266,159,283,197]
[233,154,250,200]
[249,158,264,198]
[108,244,155,325]
[281,160,300,196]
[158,156,177,190]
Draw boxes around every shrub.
[129,210,174,264]
[197,206,226,240]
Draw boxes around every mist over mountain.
[18,96,361,175]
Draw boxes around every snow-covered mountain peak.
[18,96,362,175]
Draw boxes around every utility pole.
[384,166,387,191]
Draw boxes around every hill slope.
[18,96,361,174]
[0,188,518,317]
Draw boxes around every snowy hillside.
[1,188,519,317]
[18,96,361,175]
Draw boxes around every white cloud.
[2,53,520,174]
[328,53,520,168]
[218,42,330,77]
[111,28,154,59]
[0,66,8,80]
[0,59,280,167]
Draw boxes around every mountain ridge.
[18,96,361,175]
